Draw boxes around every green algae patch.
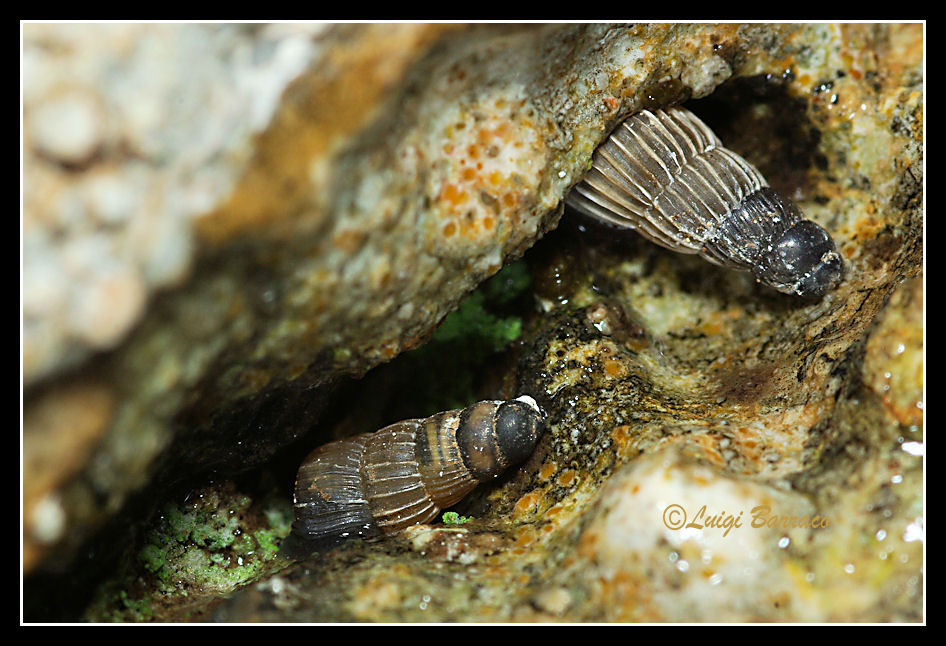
[85,481,292,622]
[432,260,531,352]
[442,511,473,525]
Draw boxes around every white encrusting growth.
[515,394,540,413]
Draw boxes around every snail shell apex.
[280,397,543,559]
[566,106,843,297]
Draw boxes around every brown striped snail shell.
[279,395,544,559]
[566,105,844,297]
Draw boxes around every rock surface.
[22,23,922,623]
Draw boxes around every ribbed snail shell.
[279,396,544,559]
[566,106,844,297]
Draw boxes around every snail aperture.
[279,396,544,559]
[566,106,844,297]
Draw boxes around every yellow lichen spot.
[482,215,496,231]
[539,460,557,481]
[443,221,457,237]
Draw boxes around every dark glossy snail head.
[771,220,844,297]
[748,191,844,297]
[458,396,543,481]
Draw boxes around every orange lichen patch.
[557,469,578,489]
[602,95,620,113]
[441,183,468,207]
[538,460,557,481]
[697,306,746,337]
[442,221,457,237]
[332,228,365,253]
[610,425,634,454]
[850,22,921,81]
[713,401,827,474]
[431,99,546,245]
[542,498,572,521]
[603,358,626,378]
[682,434,727,469]
[513,525,538,548]
[853,214,893,242]
[513,490,541,517]
[878,387,924,427]
[591,571,665,622]
[196,24,460,246]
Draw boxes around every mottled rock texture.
[22,22,922,623]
